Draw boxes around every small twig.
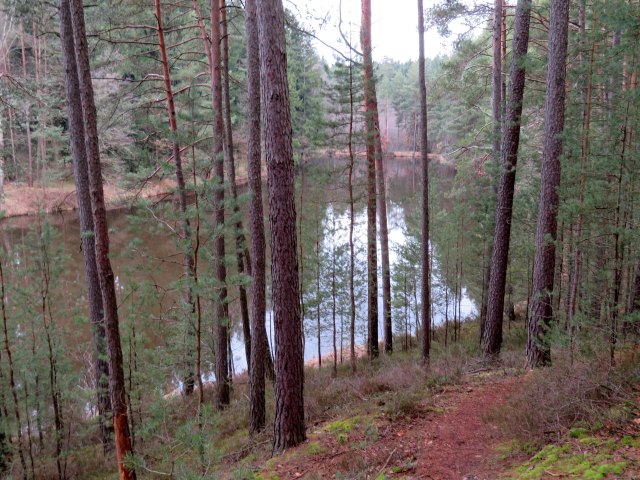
[222,439,270,462]
[53,189,77,212]
[131,165,162,204]
[544,470,562,477]
[375,447,397,478]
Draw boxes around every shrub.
[488,356,637,444]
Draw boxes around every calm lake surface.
[1,156,475,389]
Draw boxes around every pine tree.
[526,0,570,368]
[257,0,306,452]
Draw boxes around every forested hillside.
[0,0,638,478]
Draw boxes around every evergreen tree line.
[0,0,636,477]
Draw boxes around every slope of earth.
[258,373,517,480]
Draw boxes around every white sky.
[292,0,466,63]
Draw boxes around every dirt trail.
[267,374,518,480]
[412,375,516,479]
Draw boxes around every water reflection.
[0,157,475,391]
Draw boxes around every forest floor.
[50,323,640,479]
[258,371,518,480]
[244,365,640,480]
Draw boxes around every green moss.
[306,442,327,456]
[621,435,640,447]
[326,416,361,434]
[579,436,601,446]
[567,459,592,474]
[530,444,569,462]
[583,468,603,480]
[597,462,626,475]
[511,440,629,480]
[569,427,589,439]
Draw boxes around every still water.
[0,157,475,390]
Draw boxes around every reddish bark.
[155,0,197,396]
[245,0,268,434]
[483,0,532,360]
[59,0,113,452]
[256,0,306,451]
[418,0,431,365]
[67,0,136,477]
[361,0,379,359]
[221,0,252,371]
[526,0,570,368]
[211,0,230,409]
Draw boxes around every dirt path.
[265,374,518,480]
[412,376,516,479]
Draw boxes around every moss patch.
[510,437,631,480]
[325,416,361,435]
[306,441,327,456]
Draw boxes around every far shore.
[0,150,449,221]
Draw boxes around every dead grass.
[27,318,530,478]
[488,354,639,445]
[0,178,178,218]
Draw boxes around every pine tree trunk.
[331,226,338,377]
[316,232,322,369]
[568,38,597,344]
[0,103,4,198]
[19,22,33,188]
[481,0,505,343]
[154,0,197,397]
[375,121,392,355]
[348,56,357,374]
[631,260,640,317]
[257,0,306,451]
[418,0,431,365]
[482,0,532,361]
[8,107,16,179]
[526,0,569,369]
[221,0,252,371]
[361,0,379,360]
[59,0,113,452]
[245,0,269,435]
[0,260,27,477]
[211,0,230,409]
[67,1,136,477]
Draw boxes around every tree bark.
[418,0,431,366]
[59,0,113,453]
[19,22,34,188]
[361,0,379,360]
[0,259,26,477]
[482,0,532,361]
[347,58,357,374]
[375,118,392,354]
[256,0,306,451]
[526,0,569,369]
[154,0,197,397]
[568,36,597,347]
[630,260,640,321]
[221,0,252,371]
[67,0,136,477]
[211,0,230,409]
[481,0,504,341]
[245,0,269,436]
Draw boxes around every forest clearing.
[0,0,639,478]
